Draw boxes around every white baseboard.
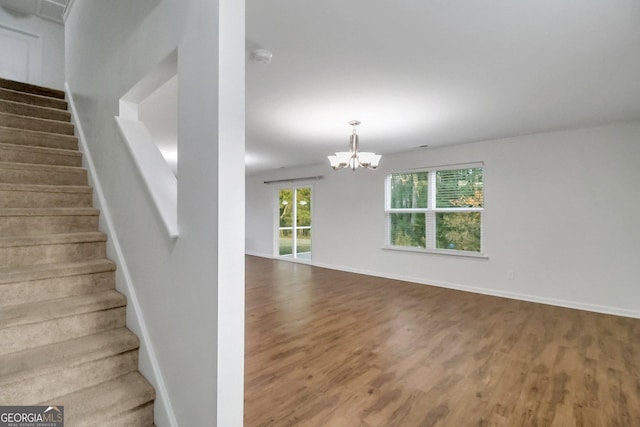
[245,250,272,259]
[310,260,640,320]
[65,83,178,427]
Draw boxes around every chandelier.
[328,120,382,170]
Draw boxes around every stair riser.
[1,351,138,404]
[0,307,126,356]
[0,89,67,110]
[0,146,82,167]
[0,127,78,150]
[0,167,87,185]
[92,402,155,427]
[0,271,115,307]
[0,241,106,268]
[0,100,70,122]
[58,373,156,427]
[0,79,65,100]
[0,215,99,237]
[0,114,74,136]
[0,189,92,208]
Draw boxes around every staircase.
[0,78,156,426]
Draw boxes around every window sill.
[383,245,489,259]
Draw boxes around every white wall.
[0,7,64,88]
[65,1,244,426]
[247,121,640,318]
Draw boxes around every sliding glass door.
[278,186,312,260]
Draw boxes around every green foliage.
[389,168,483,252]
[296,187,311,226]
[279,229,293,255]
[436,212,481,251]
[390,213,426,248]
[390,172,428,208]
[436,168,483,208]
[279,188,312,227]
[279,189,293,227]
[279,237,312,256]
[279,187,312,256]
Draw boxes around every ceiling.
[2,1,638,175]
[245,0,640,175]
[0,0,66,23]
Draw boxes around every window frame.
[384,163,486,258]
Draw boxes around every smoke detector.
[250,49,273,65]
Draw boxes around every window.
[385,165,484,255]
[277,186,312,260]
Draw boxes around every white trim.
[65,83,179,427]
[403,161,485,173]
[382,245,489,259]
[245,251,312,265]
[62,0,76,22]
[245,250,272,259]
[273,184,314,260]
[310,260,640,319]
[114,117,178,239]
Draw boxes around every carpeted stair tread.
[0,161,87,186]
[96,402,156,427]
[0,331,139,405]
[0,207,100,236]
[0,182,91,194]
[0,256,114,285]
[0,328,139,385]
[0,112,75,135]
[0,99,71,122]
[0,231,106,248]
[53,372,155,427]
[0,183,93,208]
[0,232,107,269]
[0,88,67,111]
[0,141,81,157]
[0,161,85,173]
[0,142,82,166]
[0,259,116,307]
[0,126,78,150]
[0,206,97,216]
[0,78,65,100]
[0,308,126,357]
[0,289,126,329]
[0,207,98,216]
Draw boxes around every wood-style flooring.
[244,256,640,427]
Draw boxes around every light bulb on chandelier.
[328,120,381,171]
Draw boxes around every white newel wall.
[65,1,245,426]
[247,121,640,318]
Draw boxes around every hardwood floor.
[244,256,640,427]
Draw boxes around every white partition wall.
[65,1,245,425]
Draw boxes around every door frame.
[273,184,314,262]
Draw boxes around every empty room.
[243,1,640,425]
[0,1,639,426]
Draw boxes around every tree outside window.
[386,166,483,254]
